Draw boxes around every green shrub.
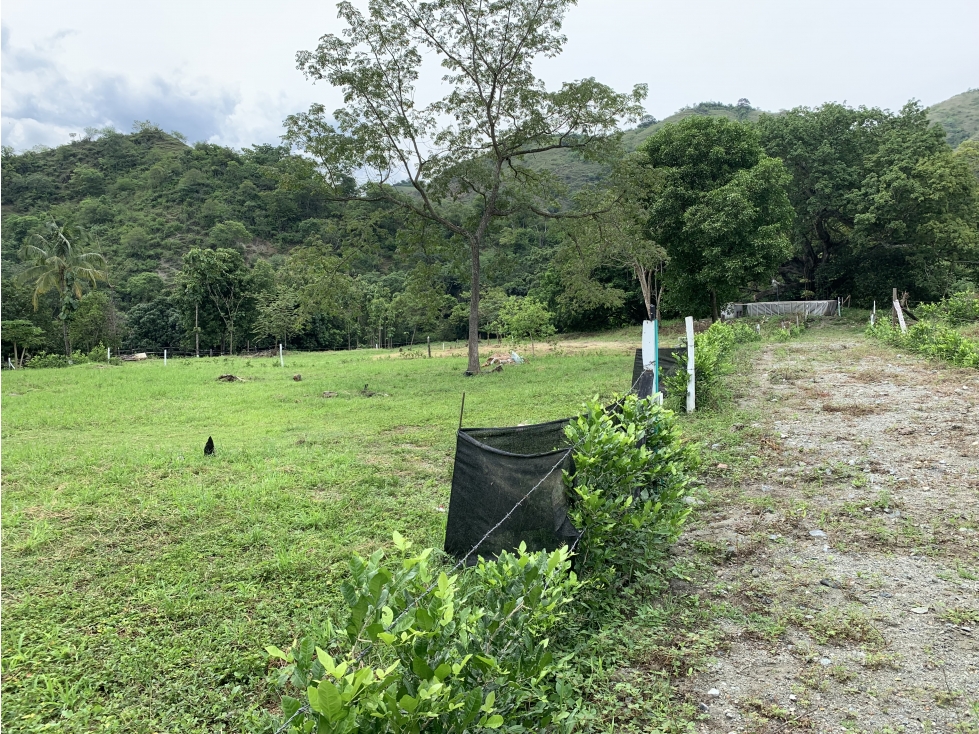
[25,352,71,368]
[565,394,694,586]
[916,290,979,325]
[268,539,581,733]
[662,321,760,411]
[88,342,109,362]
[867,320,978,368]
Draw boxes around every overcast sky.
[3,0,977,152]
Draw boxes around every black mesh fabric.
[632,348,683,397]
[443,418,580,563]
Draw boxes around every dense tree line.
[2,101,977,366]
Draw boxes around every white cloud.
[1,25,245,150]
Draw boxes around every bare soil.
[678,334,979,733]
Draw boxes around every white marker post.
[107,347,111,363]
[892,289,907,334]
[685,316,696,413]
[279,344,284,367]
[164,349,167,366]
[871,300,876,326]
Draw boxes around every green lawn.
[1,344,635,733]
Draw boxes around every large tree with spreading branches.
[284,0,645,372]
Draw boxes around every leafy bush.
[916,290,979,325]
[867,320,978,368]
[268,538,581,733]
[25,352,71,368]
[88,342,109,362]
[565,395,694,586]
[24,350,93,368]
[662,321,760,411]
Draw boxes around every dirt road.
[679,330,978,733]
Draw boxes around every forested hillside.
[2,94,977,363]
[928,88,979,146]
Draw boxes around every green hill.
[928,89,979,147]
[528,100,765,188]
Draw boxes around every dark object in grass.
[293,374,302,381]
[216,374,242,382]
[361,383,375,397]
[204,436,214,455]
[322,391,338,398]
[490,365,503,373]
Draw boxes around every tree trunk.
[12,343,19,367]
[710,290,720,322]
[467,239,481,374]
[195,304,200,357]
[62,319,72,360]
[530,333,535,356]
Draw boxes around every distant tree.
[556,159,668,320]
[69,291,121,352]
[735,98,752,121]
[1,320,45,366]
[641,116,794,320]
[69,166,105,198]
[954,140,979,182]
[252,285,306,348]
[207,220,252,251]
[125,272,167,304]
[180,248,252,353]
[125,297,184,351]
[284,0,645,372]
[758,102,979,301]
[17,218,108,358]
[495,296,555,355]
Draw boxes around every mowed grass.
[1,344,634,733]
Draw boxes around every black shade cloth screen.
[443,418,580,563]
[632,348,683,398]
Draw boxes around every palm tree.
[18,219,107,359]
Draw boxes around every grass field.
[1,342,638,733]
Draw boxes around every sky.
[3,0,977,152]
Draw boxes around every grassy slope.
[1,342,635,733]
[928,88,979,147]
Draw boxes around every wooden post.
[892,288,907,334]
[427,336,432,358]
[685,316,696,413]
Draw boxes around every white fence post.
[279,344,284,368]
[685,316,696,413]
[164,349,167,366]
[107,347,111,363]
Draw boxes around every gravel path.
[678,333,979,733]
